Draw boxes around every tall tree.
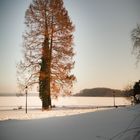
[17,0,76,110]
[131,24,140,65]
[133,80,140,104]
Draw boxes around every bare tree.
[131,24,140,65]
[17,0,76,110]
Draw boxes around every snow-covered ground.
[0,104,140,140]
[0,107,105,121]
[0,96,131,120]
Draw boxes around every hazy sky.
[0,0,140,94]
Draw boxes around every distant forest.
[74,88,130,97]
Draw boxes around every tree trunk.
[40,78,51,110]
[39,36,52,110]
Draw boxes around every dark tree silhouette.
[133,80,140,104]
[17,0,76,110]
[133,81,140,95]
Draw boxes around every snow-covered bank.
[0,105,140,140]
[0,107,103,121]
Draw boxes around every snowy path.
[0,105,140,140]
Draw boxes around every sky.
[0,0,140,94]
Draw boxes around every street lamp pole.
[25,86,28,114]
[113,91,116,107]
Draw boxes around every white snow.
[0,107,105,121]
[0,104,140,140]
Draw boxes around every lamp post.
[113,91,116,107]
[25,86,28,114]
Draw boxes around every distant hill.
[74,87,129,97]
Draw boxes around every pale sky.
[0,0,140,94]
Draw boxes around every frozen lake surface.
[0,96,131,110]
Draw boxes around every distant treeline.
[1,88,130,97]
[74,88,130,97]
[0,93,38,97]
